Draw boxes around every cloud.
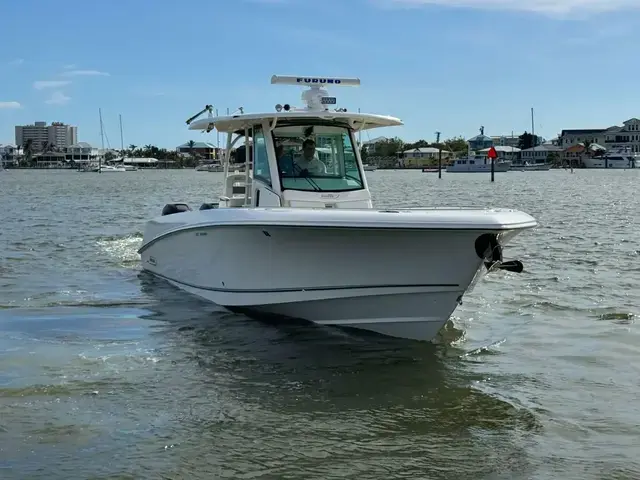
[8,59,24,66]
[374,0,640,15]
[63,64,77,69]
[61,69,109,77]
[33,80,72,90]
[45,91,71,105]
[0,101,22,109]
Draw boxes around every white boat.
[582,146,640,169]
[512,162,550,171]
[137,75,537,342]
[77,164,99,172]
[100,164,127,172]
[447,155,511,173]
[195,164,209,171]
[363,164,377,171]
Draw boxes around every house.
[467,133,493,151]
[491,135,520,148]
[603,118,640,152]
[520,144,563,164]
[65,142,100,164]
[360,136,389,154]
[176,141,221,160]
[0,144,21,166]
[562,143,605,166]
[559,128,606,148]
[401,147,453,167]
[478,146,521,162]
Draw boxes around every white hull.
[139,208,534,341]
[582,157,639,169]
[512,163,550,171]
[100,165,127,172]
[447,161,511,173]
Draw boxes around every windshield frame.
[271,121,365,193]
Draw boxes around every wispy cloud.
[8,59,24,66]
[63,64,77,69]
[374,0,640,16]
[0,101,22,109]
[61,69,110,77]
[33,80,72,90]
[45,91,71,105]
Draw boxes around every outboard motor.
[199,203,219,210]
[161,203,191,216]
[474,233,524,273]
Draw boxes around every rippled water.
[1,169,639,479]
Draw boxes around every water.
[1,169,639,479]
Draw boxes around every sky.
[1,0,640,149]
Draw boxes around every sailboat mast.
[99,108,105,150]
[531,107,535,163]
[98,108,104,173]
[119,114,124,151]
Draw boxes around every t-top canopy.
[185,74,403,134]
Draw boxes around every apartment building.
[15,121,78,151]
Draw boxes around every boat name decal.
[148,256,157,266]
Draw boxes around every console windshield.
[272,124,364,192]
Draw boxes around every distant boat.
[582,147,639,169]
[99,164,127,172]
[446,155,511,173]
[362,163,376,171]
[512,162,550,171]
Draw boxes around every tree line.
[360,132,543,159]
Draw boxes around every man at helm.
[296,138,327,175]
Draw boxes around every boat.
[100,164,127,172]
[363,164,377,171]
[422,167,443,173]
[512,162,550,171]
[77,164,99,172]
[582,146,639,169]
[446,155,511,173]
[137,75,537,342]
[195,164,209,171]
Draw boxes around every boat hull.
[138,209,534,341]
[446,162,511,173]
[582,157,639,169]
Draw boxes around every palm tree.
[580,140,592,168]
[188,140,196,159]
[24,139,34,167]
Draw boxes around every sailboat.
[519,108,550,171]
[118,114,137,171]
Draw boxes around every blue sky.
[1,0,639,148]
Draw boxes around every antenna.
[270,75,360,87]
[271,75,360,112]
[185,105,213,126]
